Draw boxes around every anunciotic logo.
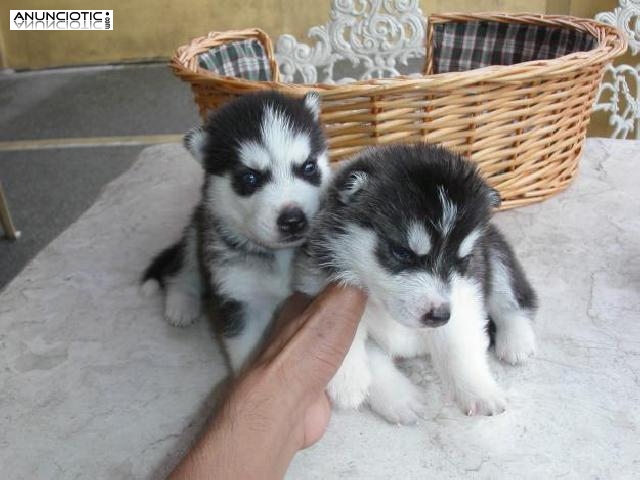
[10,10,113,30]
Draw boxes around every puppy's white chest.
[215,249,294,304]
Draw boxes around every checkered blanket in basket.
[432,21,597,73]
[198,38,272,80]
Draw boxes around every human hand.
[169,284,367,480]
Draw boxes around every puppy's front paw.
[368,373,426,425]
[165,290,201,327]
[454,381,506,416]
[327,368,371,410]
[495,319,536,365]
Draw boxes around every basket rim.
[169,11,627,97]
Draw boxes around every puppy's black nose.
[277,207,307,235]
[421,304,450,327]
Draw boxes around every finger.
[261,285,364,363]
[295,284,367,357]
[278,284,367,392]
[302,284,366,337]
[258,293,313,362]
[273,292,313,330]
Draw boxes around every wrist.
[213,368,304,477]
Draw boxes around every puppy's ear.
[302,91,321,120]
[338,169,368,204]
[183,126,206,164]
[488,187,501,208]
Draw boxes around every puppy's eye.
[241,170,259,187]
[457,255,472,273]
[391,244,414,264]
[302,159,317,177]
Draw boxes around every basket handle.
[171,28,280,82]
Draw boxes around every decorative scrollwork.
[593,64,640,139]
[275,0,425,84]
[594,0,640,138]
[596,0,640,55]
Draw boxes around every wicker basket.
[170,13,626,210]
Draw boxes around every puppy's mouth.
[276,234,307,246]
[255,234,307,250]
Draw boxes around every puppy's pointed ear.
[302,91,321,120]
[183,126,206,164]
[488,187,501,208]
[338,169,368,204]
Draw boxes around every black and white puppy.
[295,143,538,423]
[142,91,330,371]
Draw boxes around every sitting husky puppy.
[142,91,330,371]
[295,143,537,423]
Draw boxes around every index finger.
[279,284,367,393]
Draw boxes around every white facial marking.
[262,105,311,172]
[237,140,270,170]
[407,222,431,256]
[436,186,457,235]
[458,228,481,258]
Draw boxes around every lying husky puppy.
[295,143,537,423]
[142,91,330,371]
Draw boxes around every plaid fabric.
[198,38,272,80]
[432,21,597,73]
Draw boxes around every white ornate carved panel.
[276,0,635,138]
[275,0,426,84]
[593,0,640,139]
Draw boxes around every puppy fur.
[142,91,330,371]
[295,143,538,423]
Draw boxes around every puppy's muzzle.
[277,207,308,235]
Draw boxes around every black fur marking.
[141,241,184,289]
[484,225,538,311]
[217,298,246,338]
[199,91,326,178]
[230,166,273,197]
[487,317,497,345]
[375,238,418,275]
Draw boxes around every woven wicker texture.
[170,13,626,210]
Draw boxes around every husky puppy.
[295,143,538,423]
[142,91,330,371]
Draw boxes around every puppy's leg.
[222,301,275,373]
[485,225,538,365]
[141,224,202,327]
[428,277,506,416]
[367,342,426,425]
[164,225,202,327]
[327,321,371,410]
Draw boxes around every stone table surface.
[1,139,638,479]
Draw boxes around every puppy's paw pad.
[456,386,506,417]
[495,321,536,365]
[165,292,201,327]
[369,375,427,425]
